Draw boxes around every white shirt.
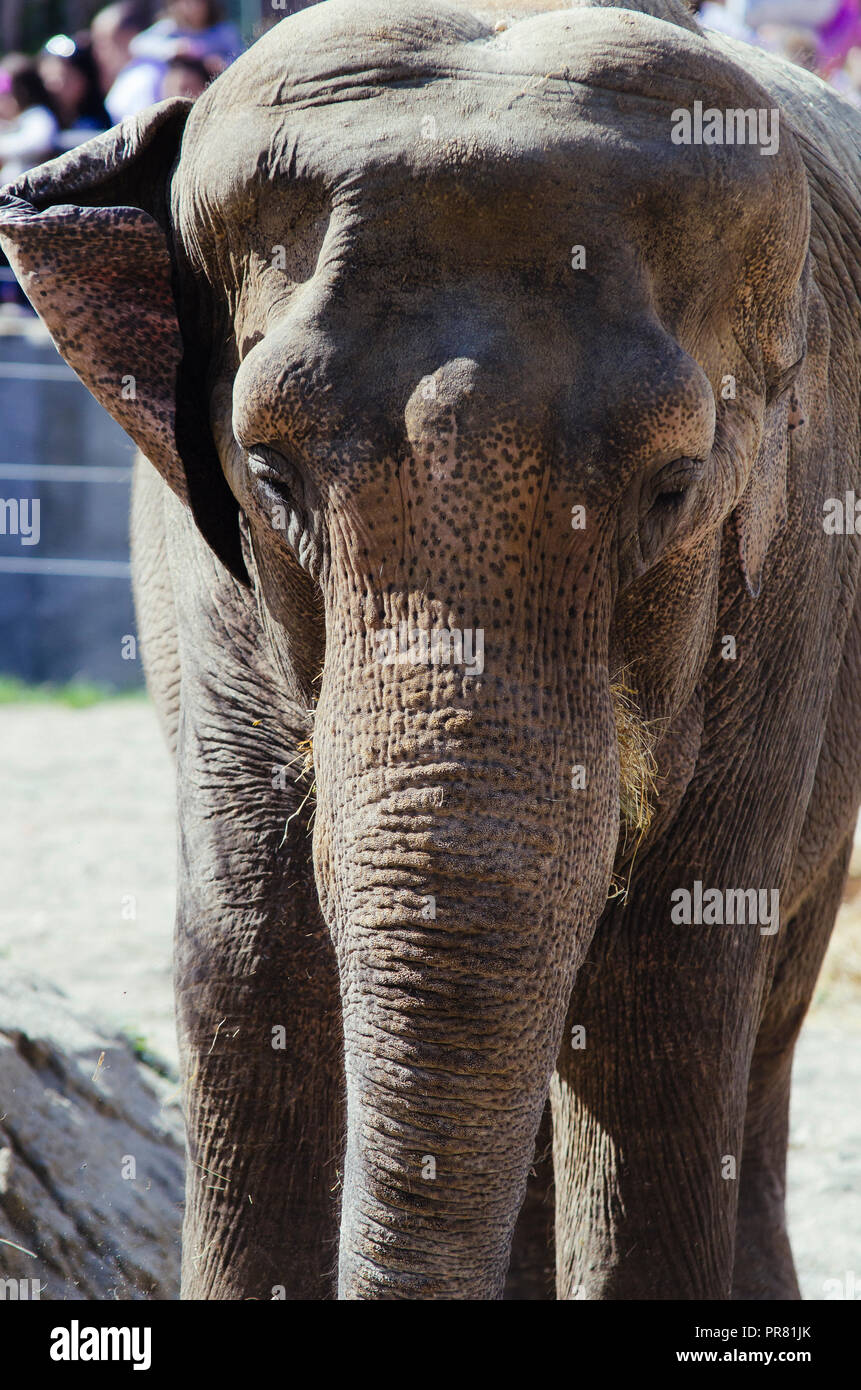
[0,105,59,181]
[105,58,166,125]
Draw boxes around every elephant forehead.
[189,1,765,112]
[182,2,803,229]
[181,95,792,292]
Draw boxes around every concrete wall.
[0,326,143,690]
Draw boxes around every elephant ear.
[0,99,248,583]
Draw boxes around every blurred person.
[696,0,761,43]
[832,41,861,101]
[757,23,821,67]
[38,35,111,150]
[160,53,210,99]
[91,2,165,123]
[817,0,861,73]
[745,0,861,72]
[0,57,59,314]
[745,0,840,24]
[0,56,59,182]
[131,1,241,68]
[200,52,229,78]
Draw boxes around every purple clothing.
[130,18,242,67]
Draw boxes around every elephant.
[1,0,859,1300]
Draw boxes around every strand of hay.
[611,678,658,841]
[609,676,660,901]
[284,687,658,868]
[297,735,314,782]
[278,734,317,846]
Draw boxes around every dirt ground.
[2,697,858,1298]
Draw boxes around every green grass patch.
[122,1031,176,1082]
[0,676,145,707]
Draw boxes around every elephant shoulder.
[709,33,861,198]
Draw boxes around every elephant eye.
[633,456,707,575]
[646,457,705,514]
[244,443,324,581]
[247,445,304,507]
[248,445,293,488]
[651,484,688,511]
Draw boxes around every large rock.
[0,971,183,1300]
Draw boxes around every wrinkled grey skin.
[2,0,860,1299]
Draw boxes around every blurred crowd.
[0,0,859,312]
[1,0,858,188]
[0,1,240,185]
[2,0,860,185]
[695,0,861,95]
[0,0,241,308]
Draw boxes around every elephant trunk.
[312,647,620,1299]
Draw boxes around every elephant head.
[0,0,817,1297]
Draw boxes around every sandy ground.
[2,697,858,1298]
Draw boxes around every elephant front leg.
[503,1101,556,1300]
[731,1047,798,1300]
[175,756,344,1299]
[732,836,851,1300]
[551,912,761,1300]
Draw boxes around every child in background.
[38,35,110,152]
[131,0,241,69]
[160,54,211,100]
[0,57,59,313]
[0,57,59,183]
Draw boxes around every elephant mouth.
[295,674,655,875]
[611,677,659,848]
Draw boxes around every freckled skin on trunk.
[312,606,619,1297]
